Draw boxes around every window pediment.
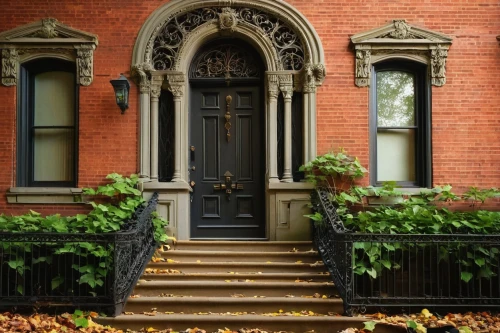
[351,20,452,87]
[0,18,98,86]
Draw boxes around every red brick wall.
[0,0,498,215]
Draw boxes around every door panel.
[190,86,264,239]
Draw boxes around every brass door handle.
[213,170,243,200]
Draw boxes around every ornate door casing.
[190,85,264,239]
[133,0,327,240]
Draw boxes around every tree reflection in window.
[376,71,415,127]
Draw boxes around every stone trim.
[351,19,452,87]
[132,0,325,68]
[7,187,84,204]
[131,0,327,240]
[0,18,98,86]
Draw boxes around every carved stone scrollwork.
[430,45,448,87]
[29,18,59,39]
[278,74,293,100]
[219,7,238,32]
[0,18,98,87]
[302,63,326,93]
[167,74,185,98]
[150,76,162,101]
[132,62,154,94]
[76,45,94,86]
[355,50,371,87]
[351,20,452,87]
[386,20,417,39]
[150,6,305,71]
[268,74,279,99]
[1,48,18,86]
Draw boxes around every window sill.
[7,187,84,204]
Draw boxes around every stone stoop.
[97,241,370,333]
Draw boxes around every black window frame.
[17,58,79,187]
[370,60,432,188]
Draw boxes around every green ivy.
[334,184,500,282]
[0,173,169,295]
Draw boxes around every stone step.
[160,250,319,263]
[133,281,336,297]
[141,272,331,282]
[146,261,325,273]
[172,240,314,252]
[124,296,343,314]
[97,314,392,333]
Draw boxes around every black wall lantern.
[110,74,130,114]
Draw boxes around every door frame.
[188,82,266,239]
[133,1,327,240]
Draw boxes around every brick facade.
[0,0,498,215]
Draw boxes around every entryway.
[188,41,265,239]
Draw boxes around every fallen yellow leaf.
[295,260,303,264]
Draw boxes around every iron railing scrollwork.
[0,193,160,316]
[312,188,500,315]
[153,7,305,71]
[190,44,260,79]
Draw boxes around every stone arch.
[174,21,280,73]
[132,0,326,240]
[132,0,325,71]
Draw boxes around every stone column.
[303,82,316,162]
[279,74,293,182]
[132,63,153,179]
[167,74,185,182]
[302,64,326,162]
[267,74,280,183]
[140,81,151,179]
[150,75,162,180]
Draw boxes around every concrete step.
[124,296,343,314]
[172,240,314,252]
[141,272,331,282]
[133,280,336,297]
[146,261,325,273]
[97,314,394,333]
[160,250,319,263]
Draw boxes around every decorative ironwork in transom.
[151,7,305,71]
[190,44,260,79]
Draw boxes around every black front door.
[190,85,264,239]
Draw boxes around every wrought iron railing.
[312,188,500,315]
[0,192,159,316]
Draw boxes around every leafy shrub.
[0,173,168,294]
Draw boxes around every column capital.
[167,73,185,98]
[150,75,163,100]
[267,74,280,99]
[302,63,326,93]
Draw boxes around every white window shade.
[377,129,415,182]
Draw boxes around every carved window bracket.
[351,19,452,87]
[0,18,98,87]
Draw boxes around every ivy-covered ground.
[1,310,500,333]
